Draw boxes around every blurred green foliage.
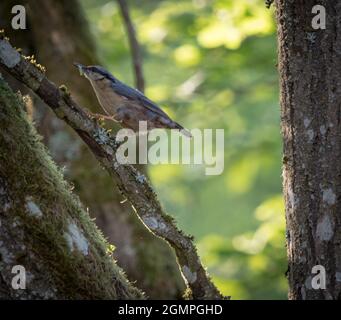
[83,0,287,299]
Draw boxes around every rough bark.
[0,77,143,299]
[0,0,185,299]
[276,0,341,299]
[0,36,223,300]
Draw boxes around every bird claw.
[89,112,114,122]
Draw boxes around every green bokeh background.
[83,0,287,299]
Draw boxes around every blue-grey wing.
[111,81,170,119]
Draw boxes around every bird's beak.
[74,62,85,76]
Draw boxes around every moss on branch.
[0,78,143,299]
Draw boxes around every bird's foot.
[89,112,114,122]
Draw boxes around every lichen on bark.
[276,0,341,299]
[0,77,143,299]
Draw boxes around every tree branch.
[0,35,223,299]
[117,0,145,92]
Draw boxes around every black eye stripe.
[88,66,116,82]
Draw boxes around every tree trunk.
[0,77,143,299]
[0,0,184,298]
[276,0,341,299]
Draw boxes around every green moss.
[0,78,143,299]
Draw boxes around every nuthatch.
[74,63,191,137]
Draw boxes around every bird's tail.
[171,121,192,138]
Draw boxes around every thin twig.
[0,36,224,299]
[265,0,275,8]
[117,0,145,92]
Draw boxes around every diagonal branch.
[117,0,145,93]
[0,35,223,299]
